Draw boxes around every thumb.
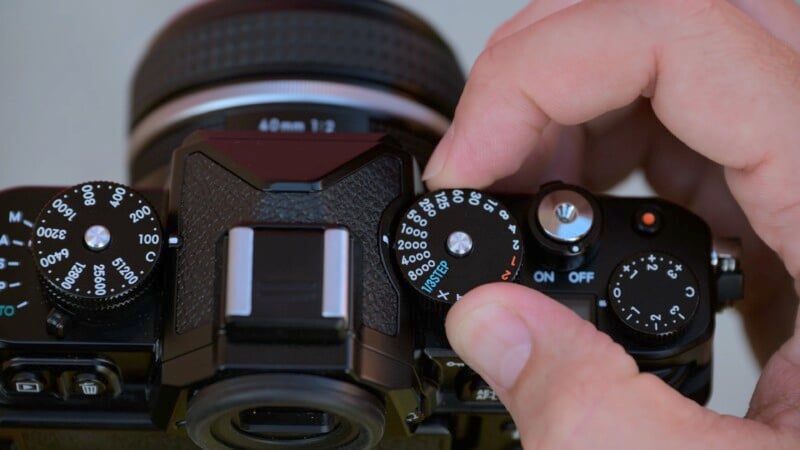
[746,282,800,432]
[446,283,640,392]
[445,283,780,449]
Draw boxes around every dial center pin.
[446,231,473,257]
[84,225,111,252]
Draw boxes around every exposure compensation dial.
[31,182,163,311]
[609,252,699,338]
[395,189,523,303]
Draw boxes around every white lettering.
[568,271,595,284]
[258,117,307,133]
[533,271,555,283]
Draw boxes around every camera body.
[0,0,745,448]
[0,132,742,449]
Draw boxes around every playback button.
[9,372,46,394]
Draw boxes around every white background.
[0,1,760,415]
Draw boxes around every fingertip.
[423,123,501,190]
[422,127,455,183]
[445,284,555,361]
[447,282,565,325]
[445,284,537,390]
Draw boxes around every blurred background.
[0,1,759,415]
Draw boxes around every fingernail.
[422,127,455,181]
[449,303,532,390]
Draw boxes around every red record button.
[635,207,661,234]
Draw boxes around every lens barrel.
[128,0,465,185]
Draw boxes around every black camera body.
[0,1,744,448]
[0,132,742,449]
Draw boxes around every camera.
[0,1,744,449]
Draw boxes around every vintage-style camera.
[0,1,743,449]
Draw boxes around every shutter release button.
[537,189,595,243]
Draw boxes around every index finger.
[423,0,800,275]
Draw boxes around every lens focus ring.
[130,0,465,128]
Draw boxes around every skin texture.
[423,0,800,448]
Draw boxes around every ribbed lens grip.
[130,0,465,128]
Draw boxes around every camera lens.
[128,0,465,186]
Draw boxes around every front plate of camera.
[394,189,523,303]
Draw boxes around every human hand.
[423,0,800,448]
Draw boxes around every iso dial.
[394,189,523,303]
[609,252,699,338]
[31,182,163,311]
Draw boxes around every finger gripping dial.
[394,189,523,303]
[609,252,699,338]
[30,182,163,311]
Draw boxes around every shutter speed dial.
[31,182,163,312]
[394,189,523,303]
[609,252,699,338]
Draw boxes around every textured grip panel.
[131,0,464,126]
[175,153,401,335]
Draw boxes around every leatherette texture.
[174,152,402,335]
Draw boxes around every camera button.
[635,206,662,235]
[72,373,107,398]
[9,372,46,394]
[537,189,595,243]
